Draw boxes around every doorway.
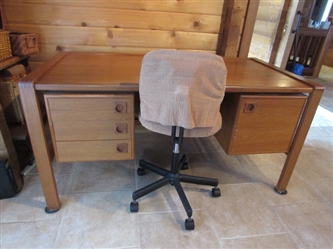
[249,0,333,75]
[248,0,303,67]
[248,0,286,63]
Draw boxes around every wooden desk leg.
[19,83,61,213]
[275,87,324,194]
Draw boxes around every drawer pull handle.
[116,124,127,133]
[244,102,256,113]
[116,143,128,153]
[115,103,126,113]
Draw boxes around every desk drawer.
[44,93,134,162]
[215,93,307,154]
[45,94,132,141]
[56,140,132,162]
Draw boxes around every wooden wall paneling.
[5,24,218,51]
[249,33,272,59]
[31,44,151,62]
[27,45,59,63]
[224,0,248,57]
[108,28,218,50]
[1,3,221,33]
[1,1,224,65]
[253,20,279,37]
[238,0,259,58]
[275,1,306,69]
[216,0,231,56]
[4,24,110,46]
[249,0,284,62]
[251,34,274,51]
[256,6,281,21]
[1,0,225,15]
[217,0,250,57]
[31,44,215,64]
[269,0,292,64]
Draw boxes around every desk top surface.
[22,52,321,93]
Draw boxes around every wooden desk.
[18,52,324,213]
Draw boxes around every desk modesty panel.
[18,52,324,212]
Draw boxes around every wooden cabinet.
[44,93,134,162]
[215,93,307,154]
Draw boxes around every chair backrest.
[139,49,227,137]
[288,26,333,77]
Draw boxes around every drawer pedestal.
[215,93,307,154]
[44,93,134,162]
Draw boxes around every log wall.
[249,0,284,62]
[0,0,256,69]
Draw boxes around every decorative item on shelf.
[0,30,12,61]
[9,32,39,56]
[0,64,26,124]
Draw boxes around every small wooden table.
[18,52,324,213]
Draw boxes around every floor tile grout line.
[268,200,332,209]
[218,231,294,240]
[270,203,304,249]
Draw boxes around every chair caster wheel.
[185,218,195,230]
[211,187,221,197]
[130,201,139,212]
[137,167,146,176]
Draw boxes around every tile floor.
[0,73,332,248]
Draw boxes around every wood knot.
[171,31,176,37]
[193,20,200,28]
[56,45,64,51]
[81,22,88,27]
[108,30,113,39]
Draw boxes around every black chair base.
[130,126,221,231]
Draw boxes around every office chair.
[130,49,227,230]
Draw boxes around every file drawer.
[215,93,307,154]
[55,140,132,162]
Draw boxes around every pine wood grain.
[1,0,254,64]
[2,3,221,33]
[1,0,225,15]
[249,0,284,62]
[5,24,218,50]
[29,44,216,63]
[222,0,248,57]
[253,20,278,38]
